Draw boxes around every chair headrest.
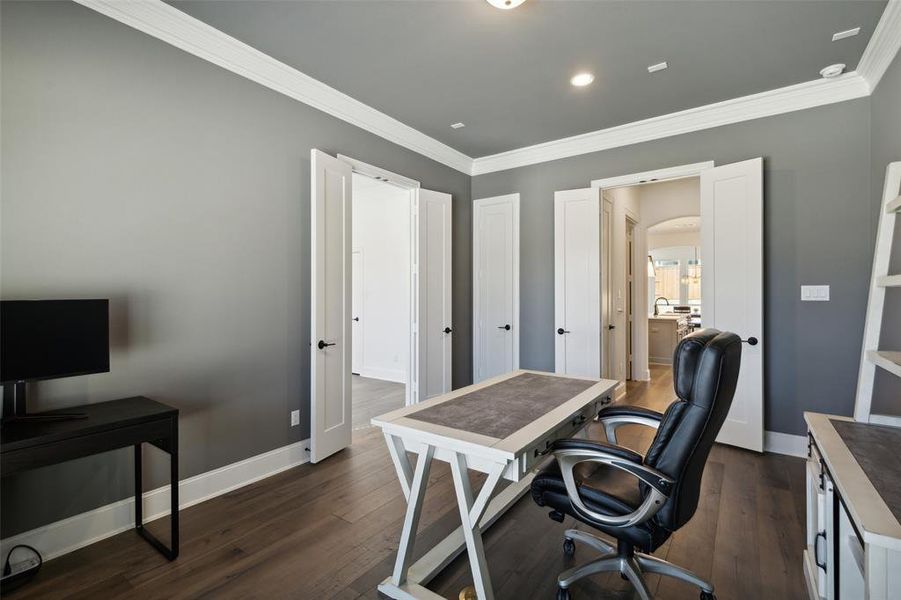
[672,329,742,403]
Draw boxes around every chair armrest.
[551,439,674,528]
[596,405,663,445]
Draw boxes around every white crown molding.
[857,0,901,92]
[73,0,473,175]
[0,439,309,562]
[470,72,870,175]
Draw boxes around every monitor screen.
[0,300,110,383]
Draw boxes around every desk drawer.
[521,397,608,475]
[1,417,173,476]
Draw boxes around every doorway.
[309,150,453,463]
[350,172,410,430]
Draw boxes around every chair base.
[557,529,716,600]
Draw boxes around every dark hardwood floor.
[5,367,807,599]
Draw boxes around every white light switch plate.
[290,410,300,427]
[801,285,830,301]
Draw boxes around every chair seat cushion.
[531,459,671,552]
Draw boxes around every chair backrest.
[643,328,742,531]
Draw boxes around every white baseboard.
[868,414,901,428]
[359,366,406,384]
[764,431,808,458]
[0,439,310,562]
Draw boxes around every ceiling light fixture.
[450,122,465,129]
[570,72,595,87]
[832,27,860,42]
[647,61,668,74]
[486,0,526,9]
[820,63,846,79]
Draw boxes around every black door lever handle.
[317,340,336,350]
[742,337,759,346]
[557,328,570,335]
[444,327,453,334]
[498,324,511,330]
[353,317,359,322]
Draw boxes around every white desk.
[372,369,618,600]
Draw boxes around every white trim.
[472,194,521,383]
[869,414,901,428]
[590,162,715,190]
[74,0,472,174]
[857,0,901,92]
[359,367,407,384]
[764,431,808,458]
[0,439,310,563]
[470,74,868,175]
[338,154,421,189]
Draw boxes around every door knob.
[742,336,759,346]
[353,317,360,322]
[607,324,615,330]
[557,328,570,335]
[444,327,453,334]
[317,340,336,350]
[498,324,511,331]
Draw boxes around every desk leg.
[449,453,505,600]
[134,419,179,561]
[391,443,435,586]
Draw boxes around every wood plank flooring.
[6,367,807,599]
[352,375,405,431]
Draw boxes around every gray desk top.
[408,372,597,439]
[831,419,901,524]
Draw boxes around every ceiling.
[172,0,887,158]
[648,216,700,234]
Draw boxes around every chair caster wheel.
[556,587,571,600]
[700,592,716,600]
[563,538,575,556]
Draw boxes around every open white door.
[554,188,602,378]
[415,189,452,401]
[701,157,764,452]
[351,250,363,375]
[473,194,520,382]
[310,149,352,463]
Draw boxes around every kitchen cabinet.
[648,315,690,364]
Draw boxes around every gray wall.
[472,99,875,437]
[870,52,901,415]
[0,1,471,537]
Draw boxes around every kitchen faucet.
[654,296,671,316]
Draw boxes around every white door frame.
[472,193,520,382]
[591,161,714,383]
[337,155,420,407]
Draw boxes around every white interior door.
[310,149,352,463]
[554,188,601,378]
[701,157,764,452]
[351,249,363,375]
[602,198,614,379]
[416,188,452,401]
[473,194,520,383]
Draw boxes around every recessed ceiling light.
[450,122,465,129]
[647,61,668,74]
[570,72,595,87]
[832,27,860,42]
[820,63,846,79]
[486,0,526,9]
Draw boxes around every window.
[654,259,680,301]
[687,260,702,305]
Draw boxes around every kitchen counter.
[648,314,691,364]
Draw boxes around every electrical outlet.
[290,410,300,427]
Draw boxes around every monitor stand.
[2,381,88,423]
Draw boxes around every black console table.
[1,397,179,560]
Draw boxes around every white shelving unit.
[854,161,901,426]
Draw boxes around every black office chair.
[531,329,742,600]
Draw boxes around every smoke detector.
[820,63,846,79]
